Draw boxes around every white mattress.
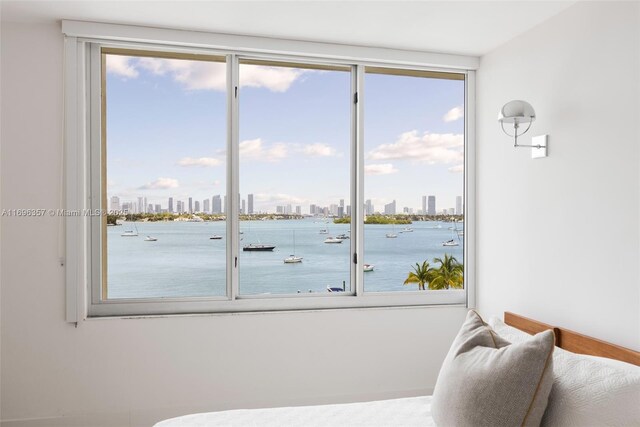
[155,396,434,427]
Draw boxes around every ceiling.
[1,1,577,56]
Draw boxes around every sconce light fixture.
[499,100,547,157]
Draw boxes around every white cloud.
[365,163,398,175]
[106,55,139,79]
[443,106,464,122]
[177,157,222,167]
[301,143,336,157]
[138,177,179,190]
[368,130,463,165]
[240,65,305,92]
[106,56,306,92]
[138,57,227,91]
[239,138,288,162]
[448,164,464,173]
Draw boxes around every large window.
[66,36,473,317]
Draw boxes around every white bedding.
[155,396,434,427]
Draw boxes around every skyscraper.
[427,196,436,215]
[194,201,200,212]
[422,196,427,215]
[137,197,144,214]
[248,194,254,214]
[223,195,227,214]
[310,204,316,215]
[203,199,210,213]
[109,196,120,212]
[456,196,462,215]
[143,197,148,213]
[241,199,246,214]
[384,200,396,215]
[168,197,174,213]
[177,200,183,213]
[365,199,373,215]
[188,197,193,214]
[295,206,301,215]
[212,195,221,214]
[154,204,161,213]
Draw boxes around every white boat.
[324,237,343,244]
[386,233,398,238]
[401,227,414,233]
[121,224,138,237]
[442,239,459,247]
[363,264,375,272]
[336,234,349,240]
[144,236,157,241]
[209,235,223,240]
[284,231,302,263]
[319,229,329,234]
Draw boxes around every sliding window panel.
[363,67,465,292]
[102,48,227,299]
[238,59,352,295]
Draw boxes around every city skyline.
[105,54,464,215]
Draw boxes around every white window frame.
[62,21,477,320]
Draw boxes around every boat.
[400,227,414,233]
[324,237,342,243]
[243,243,276,251]
[326,286,345,292]
[386,224,398,238]
[144,236,157,241]
[319,229,329,234]
[363,264,375,272]
[284,231,302,263]
[209,235,223,240]
[121,224,138,237]
[442,239,459,247]
[336,234,350,240]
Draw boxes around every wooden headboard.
[504,312,640,366]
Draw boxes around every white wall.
[0,21,467,427]
[477,1,640,350]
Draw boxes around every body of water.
[107,218,463,298]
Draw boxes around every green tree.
[429,254,464,290]
[403,261,434,290]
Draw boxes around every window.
[363,67,465,293]
[63,26,474,318]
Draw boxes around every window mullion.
[228,54,240,300]
[354,65,365,297]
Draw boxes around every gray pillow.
[431,310,555,427]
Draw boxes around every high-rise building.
[154,204,161,213]
[223,195,227,214]
[143,197,148,213]
[176,201,183,213]
[212,195,221,214]
[168,197,174,213]
[276,205,284,214]
[109,196,120,212]
[384,200,396,215]
[121,202,132,213]
[340,199,344,209]
[137,197,144,214]
[248,194,254,214]
[427,195,436,215]
[295,206,301,215]
[241,199,246,215]
[203,199,210,213]
[422,196,427,215]
[194,201,200,212]
[365,199,373,215]
[188,197,193,214]
[456,196,463,215]
[147,204,154,213]
[346,205,351,216]
[448,208,455,215]
[329,204,337,216]
[310,204,317,215]
[337,206,344,217]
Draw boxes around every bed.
[155,312,640,427]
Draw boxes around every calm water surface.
[107,218,463,298]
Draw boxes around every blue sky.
[106,54,464,214]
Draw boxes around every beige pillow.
[431,310,555,427]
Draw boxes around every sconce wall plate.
[531,135,548,159]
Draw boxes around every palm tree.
[429,254,464,290]
[403,261,433,290]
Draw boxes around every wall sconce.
[498,100,547,158]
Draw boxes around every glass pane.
[238,60,351,295]
[103,50,227,299]
[363,67,465,292]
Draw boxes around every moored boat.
[243,243,276,251]
[324,237,342,243]
[144,236,157,241]
[209,235,223,240]
[363,264,375,272]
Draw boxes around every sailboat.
[442,224,461,246]
[121,223,138,237]
[386,224,398,238]
[144,235,157,241]
[284,231,303,263]
[363,264,375,272]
